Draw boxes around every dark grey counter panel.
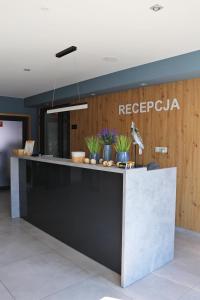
[20,160,123,274]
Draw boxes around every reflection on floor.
[0,191,200,299]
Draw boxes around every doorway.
[0,115,30,189]
[40,107,70,158]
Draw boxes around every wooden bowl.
[12,149,25,157]
[71,151,85,163]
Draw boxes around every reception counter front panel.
[21,160,123,274]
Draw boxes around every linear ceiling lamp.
[55,46,77,58]
[47,103,88,114]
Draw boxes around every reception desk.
[10,156,176,287]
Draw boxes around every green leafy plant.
[114,135,132,152]
[85,136,102,154]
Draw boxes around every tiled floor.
[1,192,200,300]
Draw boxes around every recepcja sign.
[119,98,180,115]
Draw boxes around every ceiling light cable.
[76,81,81,103]
[51,57,60,109]
[51,75,57,108]
[49,46,78,111]
[51,46,78,109]
[73,52,81,103]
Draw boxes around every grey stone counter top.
[14,155,147,174]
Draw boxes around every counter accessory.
[71,151,85,163]
[90,159,97,165]
[84,157,90,164]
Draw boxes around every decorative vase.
[103,144,112,161]
[116,152,130,163]
[89,153,100,162]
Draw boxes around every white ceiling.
[0,0,200,99]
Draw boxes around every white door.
[0,121,23,187]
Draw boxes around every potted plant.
[114,135,132,163]
[85,136,102,162]
[99,128,117,161]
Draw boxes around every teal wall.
[25,50,200,107]
[0,96,37,140]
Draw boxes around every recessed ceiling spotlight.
[24,68,31,72]
[140,83,147,86]
[150,4,163,12]
[103,57,118,63]
[41,7,49,11]
[90,93,96,96]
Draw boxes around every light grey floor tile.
[154,261,200,288]
[174,252,200,277]
[42,276,132,300]
[22,219,121,280]
[176,228,200,242]
[121,273,189,300]
[52,240,121,282]
[179,289,200,300]
[0,280,14,299]
[0,229,51,267]
[175,237,200,257]
[0,251,91,300]
[2,192,200,300]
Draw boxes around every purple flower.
[99,128,117,145]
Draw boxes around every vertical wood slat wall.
[70,78,200,232]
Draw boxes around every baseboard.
[176,226,200,237]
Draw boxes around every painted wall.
[0,96,38,140]
[25,50,200,107]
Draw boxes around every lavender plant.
[99,128,117,145]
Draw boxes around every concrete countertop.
[13,155,147,174]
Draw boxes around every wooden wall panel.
[69,78,200,232]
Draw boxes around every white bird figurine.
[130,122,144,155]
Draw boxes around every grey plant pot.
[116,152,130,163]
[89,153,100,162]
[103,144,112,161]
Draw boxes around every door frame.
[39,102,87,156]
[39,108,71,157]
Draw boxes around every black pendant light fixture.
[47,45,88,114]
[55,46,77,58]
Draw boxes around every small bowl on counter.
[12,149,25,157]
[71,151,85,163]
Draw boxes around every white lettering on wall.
[132,103,139,113]
[163,99,170,111]
[147,101,154,112]
[118,98,180,115]
[140,102,146,113]
[170,98,180,111]
[155,100,163,112]
[125,104,132,114]
[119,105,125,115]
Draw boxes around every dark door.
[40,109,70,158]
